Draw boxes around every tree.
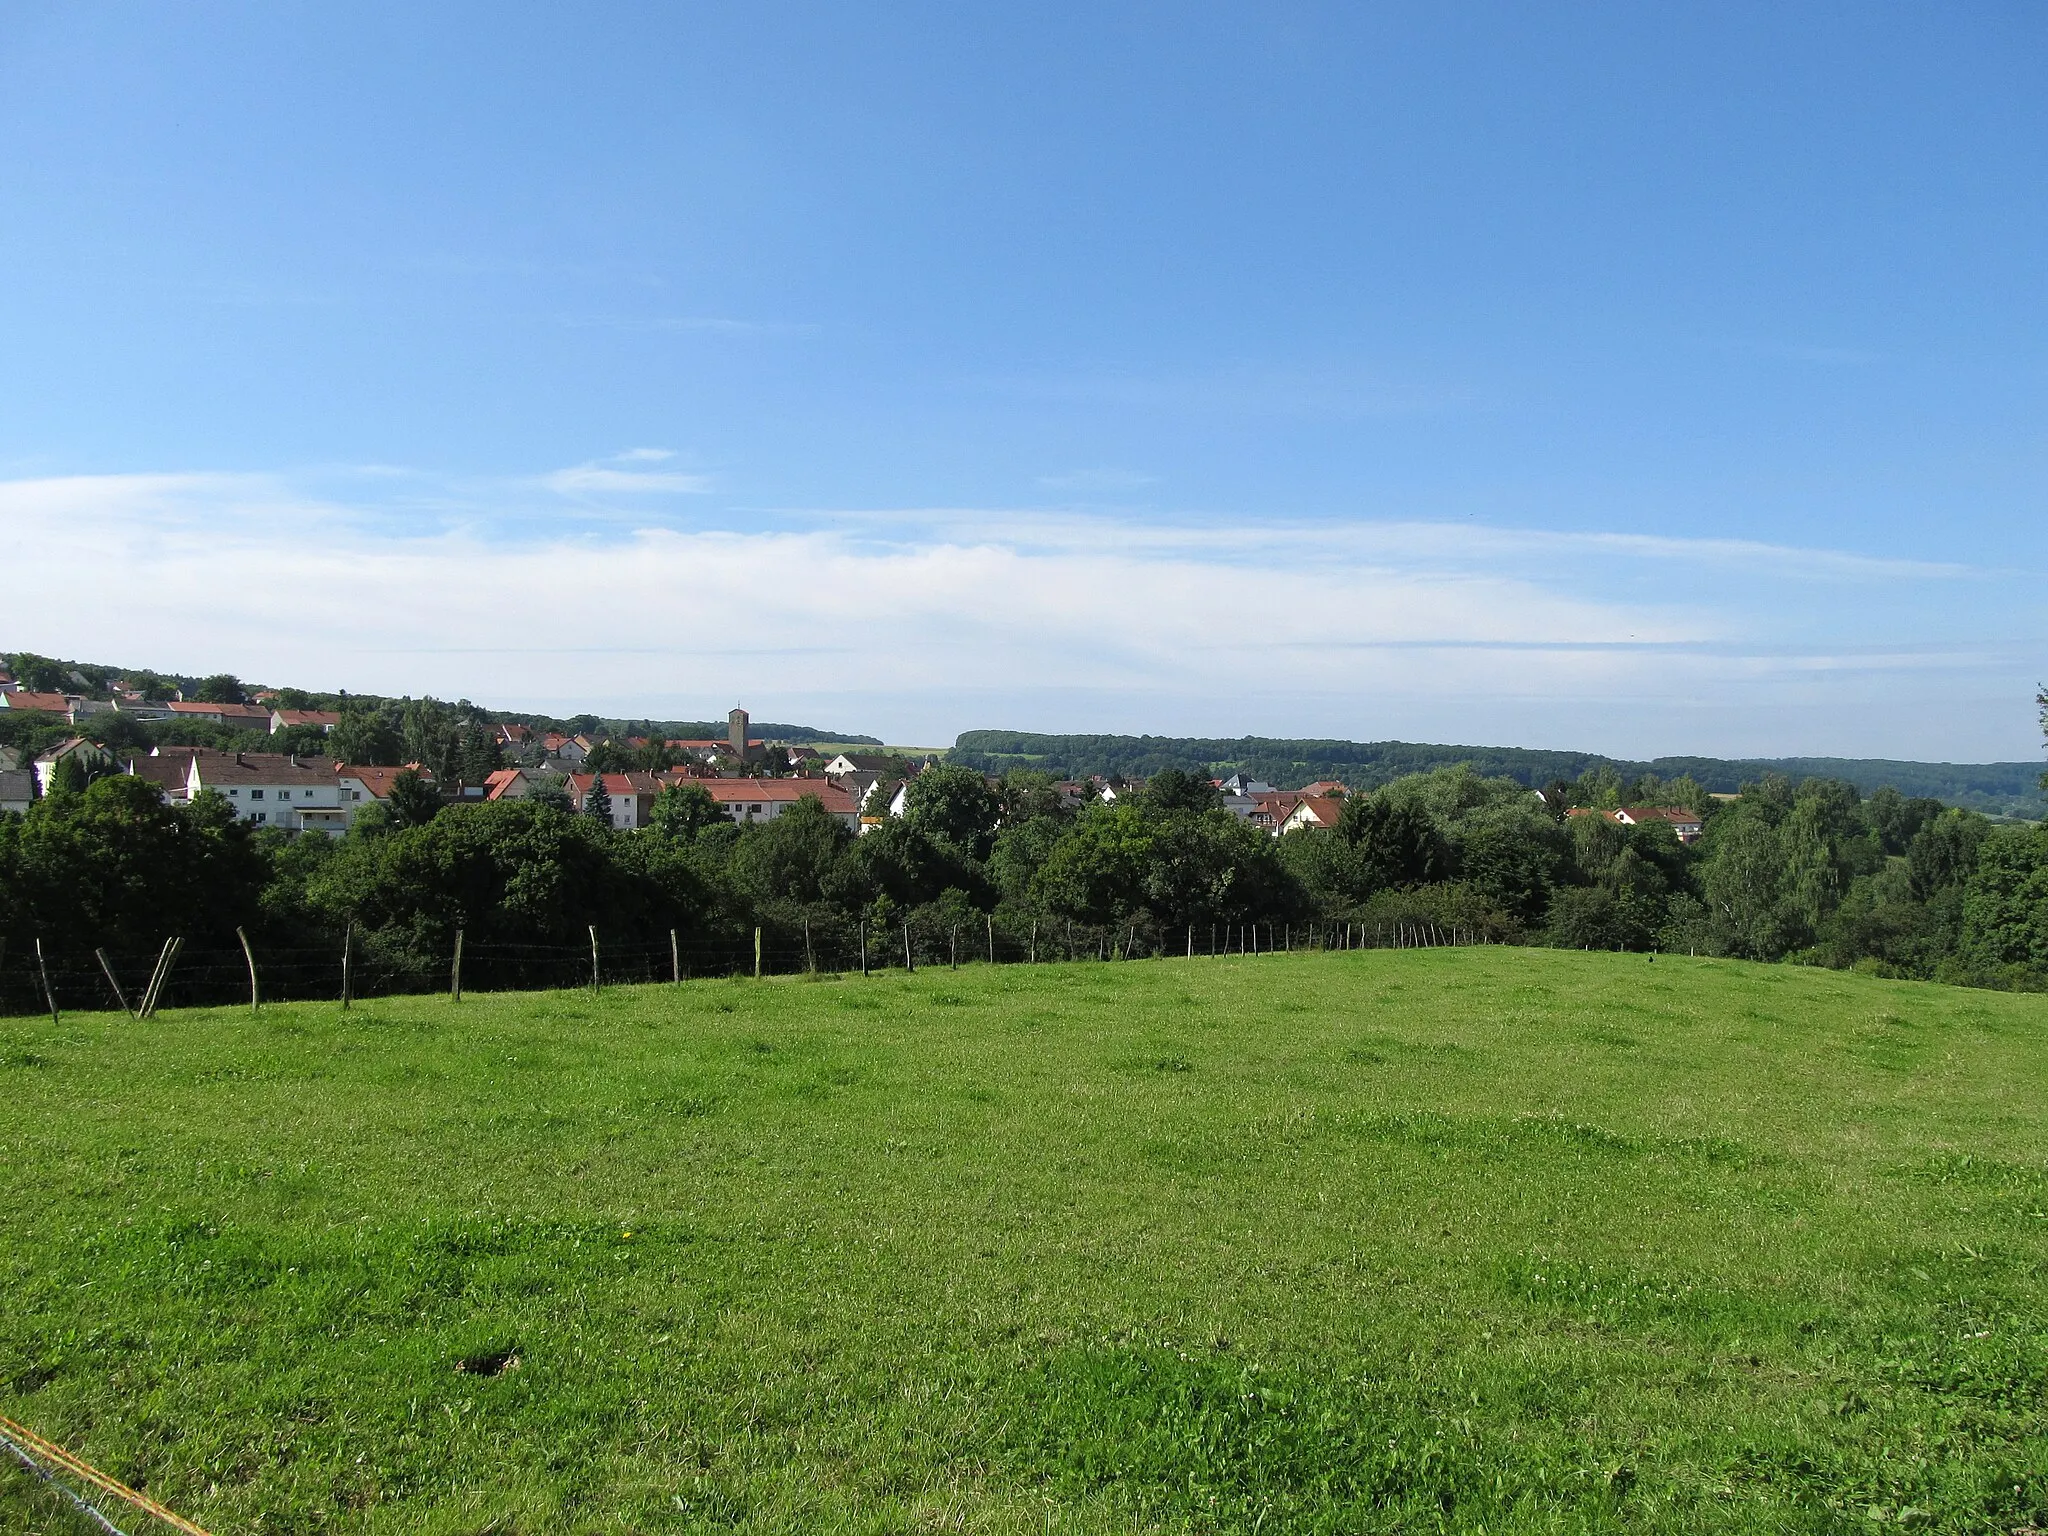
[193,673,247,705]
[333,710,403,767]
[1139,768,1221,816]
[6,653,71,693]
[901,763,1001,861]
[386,769,443,829]
[649,783,723,841]
[456,722,503,783]
[582,776,614,826]
[1031,804,1153,925]
[729,797,857,910]
[1338,797,1450,888]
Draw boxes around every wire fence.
[0,916,1502,1019]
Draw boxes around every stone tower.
[728,706,749,762]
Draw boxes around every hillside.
[951,729,2048,816]
[5,951,2048,1533]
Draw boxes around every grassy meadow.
[3,949,2047,1534]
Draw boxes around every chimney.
[728,706,749,763]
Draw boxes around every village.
[0,670,1707,846]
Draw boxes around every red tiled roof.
[337,763,435,798]
[1287,795,1344,829]
[567,772,666,797]
[1,691,71,712]
[1615,805,1703,826]
[272,709,340,727]
[657,775,856,813]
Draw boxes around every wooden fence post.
[238,926,261,1012]
[986,914,995,965]
[671,929,681,984]
[450,927,464,1003]
[903,921,915,974]
[96,949,135,1017]
[33,937,59,1026]
[590,925,601,992]
[341,923,354,1010]
[1029,919,1037,964]
[858,918,868,976]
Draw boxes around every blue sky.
[2,4,2043,758]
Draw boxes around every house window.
[228,788,240,796]
[250,789,265,800]
[254,812,267,822]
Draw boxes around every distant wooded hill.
[949,730,2047,818]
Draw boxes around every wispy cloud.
[0,471,2032,756]
[1035,468,1159,492]
[542,451,712,497]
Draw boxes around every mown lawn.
[3,949,2047,1534]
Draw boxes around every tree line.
[2,755,2044,1009]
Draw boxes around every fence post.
[671,928,681,984]
[33,937,59,1026]
[859,918,868,976]
[753,926,762,979]
[96,949,135,1017]
[1187,924,1193,958]
[986,914,995,965]
[949,925,958,969]
[238,926,261,1012]
[341,923,354,1010]
[590,925,602,992]
[450,926,464,1003]
[903,921,915,974]
[1029,919,1037,964]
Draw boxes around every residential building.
[566,771,668,830]
[0,690,80,718]
[1280,796,1344,834]
[0,769,35,814]
[661,773,859,830]
[121,746,224,801]
[270,709,341,734]
[1611,805,1706,844]
[482,768,535,801]
[822,751,900,777]
[164,700,273,731]
[0,668,15,693]
[335,763,435,821]
[31,737,112,793]
[1300,780,1350,798]
[1219,773,1276,797]
[188,752,345,832]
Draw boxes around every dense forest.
[949,731,2048,818]
[3,753,2044,1014]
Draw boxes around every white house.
[334,763,437,827]
[270,709,341,735]
[188,752,346,832]
[664,775,860,830]
[32,737,112,793]
[567,771,664,830]
[1611,805,1706,844]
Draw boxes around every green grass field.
[4,950,2047,1534]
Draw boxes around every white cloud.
[0,472,2033,756]
[542,454,713,496]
